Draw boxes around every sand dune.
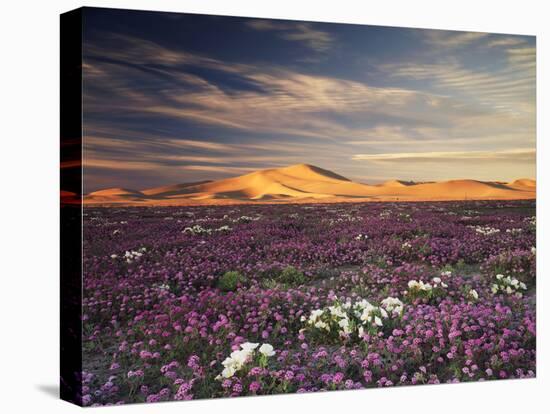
[509,178,536,188]
[142,181,213,197]
[88,188,144,197]
[86,187,146,203]
[82,164,536,205]
[380,180,415,188]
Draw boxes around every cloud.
[507,46,536,67]
[164,139,238,152]
[486,37,526,48]
[85,132,344,173]
[177,165,257,174]
[85,32,533,149]
[381,51,535,118]
[352,148,535,163]
[346,132,535,148]
[82,29,535,188]
[424,31,489,48]
[84,33,255,76]
[84,158,162,171]
[85,35,454,141]
[385,61,533,92]
[246,20,333,52]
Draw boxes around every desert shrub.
[277,266,306,286]
[259,266,306,287]
[260,278,279,290]
[259,265,282,280]
[217,271,245,292]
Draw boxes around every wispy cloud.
[246,20,333,52]
[507,46,536,66]
[486,37,526,48]
[424,31,489,48]
[84,158,162,171]
[381,51,535,117]
[84,36,453,141]
[177,165,258,174]
[353,148,535,162]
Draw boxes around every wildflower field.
[81,200,536,406]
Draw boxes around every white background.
[0,0,548,411]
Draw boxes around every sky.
[82,7,536,192]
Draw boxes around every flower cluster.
[231,215,261,223]
[405,277,447,302]
[302,296,404,341]
[491,274,527,297]
[354,299,388,332]
[482,249,536,283]
[183,224,231,234]
[216,342,276,379]
[467,289,479,301]
[113,247,146,263]
[380,297,405,316]
[469,225,501,236]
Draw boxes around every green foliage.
[440,259,467,274]
[217,271,245,292]
[277,266,306,286]
[455,259,467,270]
[260,278,279,290]
[259,265,307,287]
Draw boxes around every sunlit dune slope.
[508,178,536,188]
[85,187,146,203]
[380,180,415,187]
[88,188,144,197]
[83,164,536,205]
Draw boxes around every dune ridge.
[83,163,536,206]
[380,180,415,188]
[509,178,536,188]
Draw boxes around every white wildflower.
[240,342,259,351]
[258,343,275,357]
[381,297,404,316]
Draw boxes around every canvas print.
[60,7,536,406]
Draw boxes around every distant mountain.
[83,164,536,205]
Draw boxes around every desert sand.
[82,164,536,206]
